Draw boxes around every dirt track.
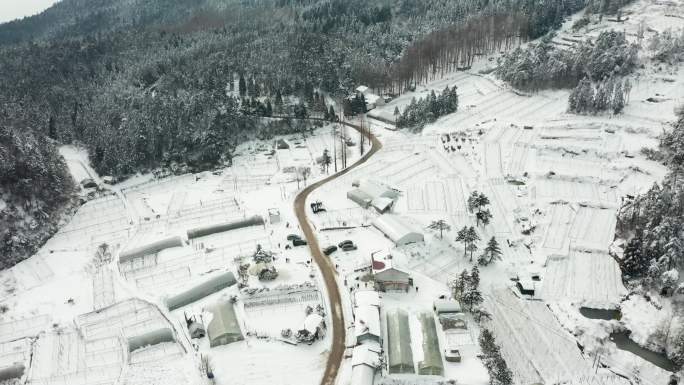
[293,120,382,385]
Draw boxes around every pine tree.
[623,236,647,277]
[451,269,471,303]
[466,226,481,261]
[328,105,336,122]
[593,82,609,111]
[238,74,247,97]
[612,80,625,114]
[479,237,502,266]
[428,219,451,239]
[477,209,493,227]
[456,226,469,258]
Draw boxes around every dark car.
[287,234,302,241]
[341,243,357,251]
[323,245,338,256]
[338,240,353,248]
[292,238,308,246]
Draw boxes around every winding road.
[293,119,383,385]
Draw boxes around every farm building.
[372,254,411,292]
[433,299,462,315]
[186,215,264,239]
[207,301,244,347]
[355,179,399,200]
[355,86,385,110]
[371,197,394,214]
[351,340,381,385]
[354,305,381,344]
[119,235,184,263]
[371,215,423,246]
[517,279,536,296]
[386,309,414,374]
[347,189,373,209]
[165,271,237,311]
[418,313,443,375]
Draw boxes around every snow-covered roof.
[433,299,462,314]
[371,196,394,213]
[365,93,381,104]
[303,314,323,334]
[356,85,369,94]
[351,361,375,385]
[372,215,424,246]
[354,290,380,308]
[354,305,381,341]
[358,179,398,200]
[351,340,381,368]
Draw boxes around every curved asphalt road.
[294,119,382,385]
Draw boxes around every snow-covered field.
[2,0,683,384]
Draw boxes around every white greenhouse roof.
[354,305,381,340]
[372,214,424,246]
[354,290,380,308]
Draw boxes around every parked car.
[292,238,308,246]
[445,348,461,362]
[338,240,354,248]
[341,243,357,251]
[323,245,338,256]
[287,234,302,241]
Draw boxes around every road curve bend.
[293,120,382,385]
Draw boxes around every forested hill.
[0,0,592,177]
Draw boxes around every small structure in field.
[268,208,281,224]
[207,301,243,347]
[516,279,536,296]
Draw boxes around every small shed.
[207,301,243,347]
[276,138,290,149]
[354,305,381,344]
[371,215,424,246]
[516,279,536,296]
[386,310,415,374]
[268,208,281,224]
